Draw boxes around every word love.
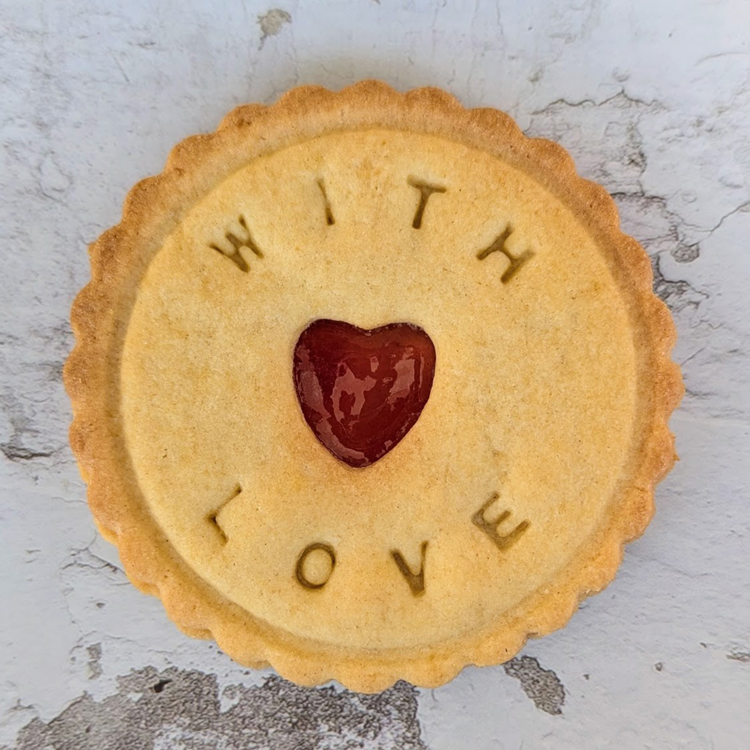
[206,176,534,284]
[294,494,531,596]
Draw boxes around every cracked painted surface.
[1,0,749,748]
[258,9,292,47]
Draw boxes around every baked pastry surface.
[65,82,682,691]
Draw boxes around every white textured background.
[2,1,749,748]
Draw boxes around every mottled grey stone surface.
[9,669,426,750]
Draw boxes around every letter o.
[295,542,336,590]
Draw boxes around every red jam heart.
[293,319,437,468]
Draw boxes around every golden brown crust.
[64,80,683,692]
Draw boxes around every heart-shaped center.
[293,319,437,468]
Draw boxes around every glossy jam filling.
[293,319,436,468]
